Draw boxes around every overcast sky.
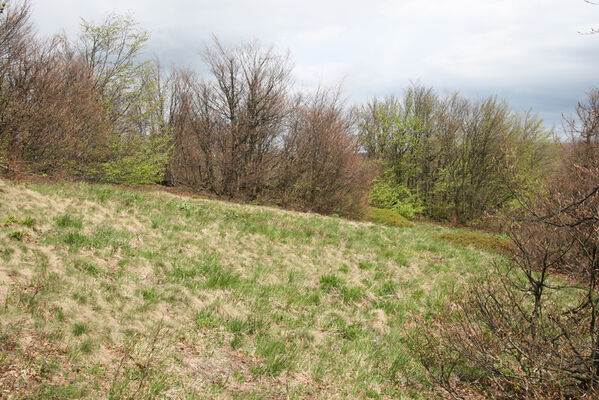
[30,0,598,129]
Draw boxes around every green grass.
[0,178,505,399]
[55,213,83,229]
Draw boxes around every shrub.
[370,173,423,219]
[367,207,412,228]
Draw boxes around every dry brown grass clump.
[433,232,513,255]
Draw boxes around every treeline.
[0,1,555,220]
[0,4,169,184]
[357,87,556,222]
[0,2,369,216]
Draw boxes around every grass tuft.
[72,322,89,337]
[8,231,26,241]
[319,274,345,291]
[55,214,83,229]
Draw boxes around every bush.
[416,89,599,400]
[101,137,170,185]
[367,207,412,228]
[370,173,423,219]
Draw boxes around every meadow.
[0,179,506,399]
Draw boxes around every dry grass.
[0,179,503,399]
[433,232,513,256]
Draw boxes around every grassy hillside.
[0,179,504,399]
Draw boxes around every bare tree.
[167,68,220,189]
[202,38,293,198]
[277,89,373,216]
[168,38,293,199]
[0,1,109,176]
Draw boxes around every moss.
[434,232,513,255]
[367,207,412,228]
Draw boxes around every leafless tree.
[0,1,109,176]
[168,38,293,199]
[167,68,220,189]
[201,38,293,199]
[277,89,373,216]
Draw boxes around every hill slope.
[0,179,501,399]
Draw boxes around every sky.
[29,0,599,130]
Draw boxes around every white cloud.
[28,0,599,127]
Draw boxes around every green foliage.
[78,14,151,111]
[101,137,170,185]
[75,14,171,186]
[8,231,25,241]
[358,86,557,223]
[3,216,18,226]
[370,171,423,219]
[22,216,35,227]
[367,207,412,228]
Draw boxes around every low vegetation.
[433,232,512,256]
[0,179,504,399]
[367,207,412,229]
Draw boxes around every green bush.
[370,175,423,219]
[101,136,170,185]
[367,207,412,228]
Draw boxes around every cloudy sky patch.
[30,0,599,128]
